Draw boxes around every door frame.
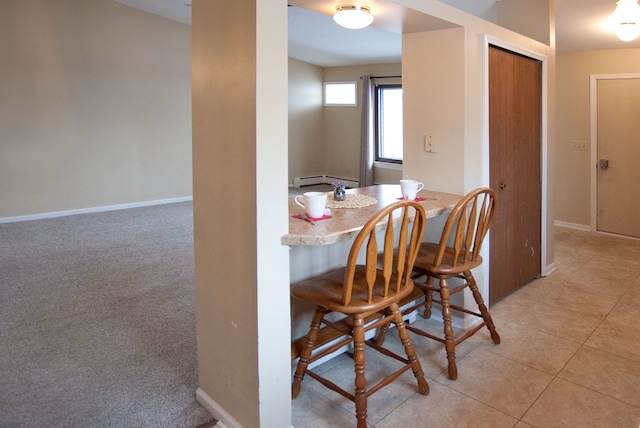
[589,73,640,232]
[482,35,550,282]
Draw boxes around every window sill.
[373,161,402,171]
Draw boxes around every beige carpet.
[0,202,214,427]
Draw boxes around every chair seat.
[291,265,416,314]
[413,242,483,277]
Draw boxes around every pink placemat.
[292,214,332,221]
[396,197,428,201]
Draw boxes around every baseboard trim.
[554,220,590,231]
[195,388,243,428]
[0,196,193,224]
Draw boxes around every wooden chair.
[291,200,429,428]
[377,188,500,380]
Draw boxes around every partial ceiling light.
[609,0,640,41]
[333,4,374,30]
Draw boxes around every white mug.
[295,191,328,219]
[400,179,424,200]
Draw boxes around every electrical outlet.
[424,135,437,153]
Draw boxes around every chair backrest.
[342,200,427,305]
[432,187,497,270]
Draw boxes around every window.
[323,81,357,106]
[375,84,403,163]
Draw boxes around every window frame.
[374,83,403,164]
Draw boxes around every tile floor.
[291,227,640,427]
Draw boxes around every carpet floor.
[0,202,214,427]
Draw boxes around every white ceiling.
[114,0,640,67]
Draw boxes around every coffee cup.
[400,179,424,200]
[295,191,328,219]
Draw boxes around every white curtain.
[359,75,374,187]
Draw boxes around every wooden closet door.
[488,45,542,303]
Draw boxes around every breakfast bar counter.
[282,184,462,246]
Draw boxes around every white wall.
[0,0,192,219]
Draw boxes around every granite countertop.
[282,184,462,246]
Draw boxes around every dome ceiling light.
[609,0,640,41]
[333,4,374,30]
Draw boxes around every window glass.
[324,81,357,106]
[376,85,403,163]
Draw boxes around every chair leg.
[423,277,435,319]
[352,316,368,428]
[465,271,501,344]
[371,311,391,347]
[439,279,458,380]
[390,303,429,395]
[292,307,326,399]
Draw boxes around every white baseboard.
[195,388,243,428]
[292,175,359,189]
[554,220,590,231]
[0,196,193,224]
[544,262,557,276]
[196,388,295,428]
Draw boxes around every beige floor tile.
[620,282,640,305]
[596,252,640,276]
[585,319,640,363]
[571,263,637,297]
[512,301,603,343]
[478,322,580,375]
[543,286,618,317]
[305,350,427,425]
[553,246,594,271]
[513,422,536,428]
[522,378,640,428]
[435,348,553,418]
[488,298,532,325]
[561,273,632,300]
[607,302,640,333]
[292,383,359,428]
[374,381,517,428]
[559,346,640,407]
[505,276,559,305]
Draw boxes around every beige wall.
[403,27,465,194]
[323,64,402,183]
[288,60,403,185]
[288,58,324,182]
[556,47,640,226]
[0,0,192,219]
[193,1,290,426]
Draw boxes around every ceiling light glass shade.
[618,22,640,41]
[609,0,640,41]
[333,5,374,30]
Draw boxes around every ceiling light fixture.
[609,0,640,41]
[333,4,374,30]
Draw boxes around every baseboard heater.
[293,175,359,188]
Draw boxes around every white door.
[595,77,640,238]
